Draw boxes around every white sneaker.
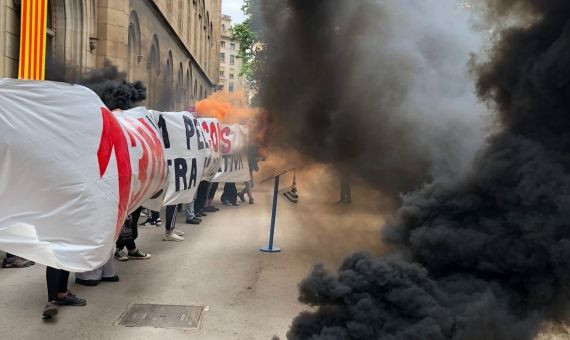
[172,229,184,236]
[163,233,184,241]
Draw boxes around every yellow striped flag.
[18,0,48,80]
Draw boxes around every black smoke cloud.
[258,0,486,198]
[281,0,570,339]
[81,60,146,111]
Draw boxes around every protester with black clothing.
[203,182,220,212]
[221,183,239,205]
[115,207,151,260]
[42,267,86,319]
[194,180,212,217]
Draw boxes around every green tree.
[230,20,255,83]
[229,0,264,94]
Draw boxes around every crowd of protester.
[2,175,258,319]
[2,129,261,319]
[0,127,358,320]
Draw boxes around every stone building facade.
[218,14,245,94]
[0,0,221,110]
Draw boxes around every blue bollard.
[260,175,282,252]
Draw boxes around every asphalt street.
[0,180,382,340]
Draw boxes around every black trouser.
[150,210,160,221]
[208,182,219,200]
[5,253,14,259]
[195,181,210,212]
[116,207,142,251]
[221,183,238,204]
[165,205,177,232]
[46,267,69,301]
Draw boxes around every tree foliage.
[230,20,255,82]
[229,0,263,94]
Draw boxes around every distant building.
[0,0,222,110]
[218,14,246,95]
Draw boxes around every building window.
[229,83,234,92]
[220,70,224,77]
[230,43,235,50]
[229,73,234,79]
[222,24,225,32]
[230,55,234,65]
[221,40,225,48]
[220,52,225,63]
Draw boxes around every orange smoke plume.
[196,90,257,124]
[196,90,269,147]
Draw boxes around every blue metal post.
[260,175,281,252]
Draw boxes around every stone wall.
[0,0,221,109]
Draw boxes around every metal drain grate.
[118,304,205,329]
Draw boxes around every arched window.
[186,62,192,104]
[127,11,141,81]
[186,69,191,106]
[177,62,184,110]
[162,50,174,110]
[148,35,160,108]
[165,50,174,86]
[46,0,95,81]
[198,14,203,63]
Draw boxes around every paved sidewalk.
[0,183,382,340]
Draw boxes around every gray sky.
[222,0,246,24]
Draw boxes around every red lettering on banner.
[130,133,149,207]
[201,122,210,149]
[127,131,136,147]
[220,126,232,153]
[130,124,158,205]
[210,122,219,152]
[139,118,167,183]
[97,107,132,239]
[118,117,167,210]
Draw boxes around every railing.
[259,167,296,253]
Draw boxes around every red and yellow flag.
[18,0,48,80]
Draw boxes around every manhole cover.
[118,304,205,329]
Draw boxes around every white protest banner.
[197,118,222,181]
[151,111,207,205]
[119,107,168,212]
[0,79,167,271]
[212,124,250,183]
